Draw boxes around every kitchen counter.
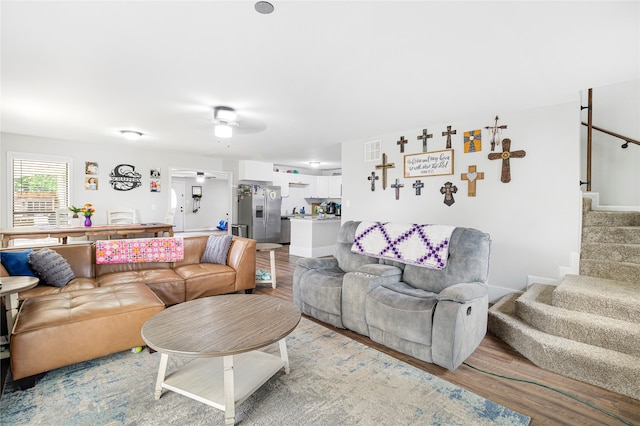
[289,216,342,257]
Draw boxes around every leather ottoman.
[10,283,165,381]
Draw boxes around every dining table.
[0,223,174,248]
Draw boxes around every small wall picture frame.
[85,161,99,175]
[192,186,202,198]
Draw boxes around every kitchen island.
[289,216,341,258]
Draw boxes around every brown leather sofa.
[1,235,257,305]
[1,235,256,384]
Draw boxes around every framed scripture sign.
[404,149,454,178]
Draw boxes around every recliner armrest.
[296,256,339,270]
[437,282,487,303]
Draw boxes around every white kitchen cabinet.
[315,176,329,198]
[328,175,342,198]
[239,160,273,182]
[272,172,290,197]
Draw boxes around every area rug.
[2,318,530,425]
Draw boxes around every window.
[9,153,71,228]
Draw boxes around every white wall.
[341,101,583,301]
[1,132,230,229]
[580,79,640,207]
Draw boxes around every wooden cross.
[367,171,379,191]
[461,165,484,197]
[391,178,404,200]
[375,153,395,190]
[397,136,408,153]
[412,180,424,195]
[440,182,458,206]
[442,125,457,149]
[484,115,508,151]
[488,138,526,183]
[417,129,433,152]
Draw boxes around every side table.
[0,276,39,359]
[255,243,282,289]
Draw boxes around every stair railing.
[580,88,639,192]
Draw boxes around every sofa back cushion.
[1,244,95,279]
[335,221,380,273]
[402,227,491,293]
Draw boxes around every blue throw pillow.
[1,250,36,276]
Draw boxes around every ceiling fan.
[211,105,266,138]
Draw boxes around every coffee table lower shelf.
[156,348,288,425]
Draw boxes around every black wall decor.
[109,164,142,191]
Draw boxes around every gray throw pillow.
[28,247,76,287]
[201,235,233,265]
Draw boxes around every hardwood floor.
[256,245,640,426]
[2,246,637,425]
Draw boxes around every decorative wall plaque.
[404,149,454,178]
[109,164,142,191]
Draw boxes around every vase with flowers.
[81,203,95,227]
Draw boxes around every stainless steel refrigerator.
[237,184,282,243]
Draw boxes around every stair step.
[583,210,640,227]
[580,242,640,264]
[515,284,640,356]
[552,274,640,323]
[579,259,640,283]
[582,226,640,244]
[489,293,640,400]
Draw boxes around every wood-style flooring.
[256,245,640,426]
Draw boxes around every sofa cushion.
[28,247,76,287]
[1,250,36,276]
[18,278,98,301]
[201,235,232,265]
[97,269,185,306]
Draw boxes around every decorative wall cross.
[397,136,408,153]
[417,129,433,152]
[440,182,458,206]
[391,178,404,200]
[463,129,482,153]
[484,115,508,151]
[412,180,424,195]
[461,165,484,197]
[488,138,526,183]
[368,171,379,191]
[375,153,395,190]
[442,125,457,149]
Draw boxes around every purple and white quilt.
[351,221,456,270]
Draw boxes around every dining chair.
[107,208,136,225]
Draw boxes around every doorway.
[171,181,185,232]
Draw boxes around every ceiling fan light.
[120,130,143,141]
[309,161,320,168]
[196,171,205,183]
[215,124,233,138]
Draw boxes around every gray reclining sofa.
[293,220,491,370]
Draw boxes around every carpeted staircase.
[489,197,640,400]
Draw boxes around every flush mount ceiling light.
[120,130,143,141]
[309,161,321,168]
[254,1,274,14]
[196,171,205,183]
[212,106,238,138]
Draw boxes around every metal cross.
[412,180,424,195]
[417,129,433,152]
[375,153,395,190]
[397,136,408,153]
[367,171,379,191]
[484,115,508,152]
[440,182,458,206]
[460,165,484,197]
[442,125,457,149]
[488,138,526,183]
[390,178,404,200]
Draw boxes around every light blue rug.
[2,317,530,425]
